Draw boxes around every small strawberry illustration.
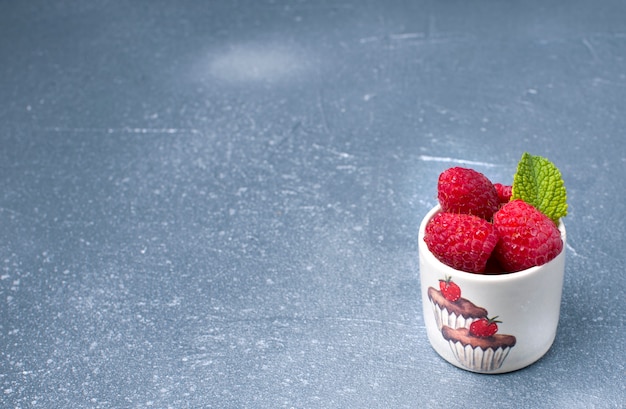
[439,276,461,302]
[469,316,502,338]
[437,167,500,220]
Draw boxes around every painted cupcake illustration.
[428,277,487,330]
[442,317,517,372]
[430,277,517,372]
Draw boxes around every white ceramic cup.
[418,205,566,374]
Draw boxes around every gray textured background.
[1,1,625,408]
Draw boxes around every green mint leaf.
[512,152,568,224]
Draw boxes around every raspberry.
[424,212,499,273]
[438,167,499,220]
[493,200,563,272]
[494,183,512,204]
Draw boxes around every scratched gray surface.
[1,1,625,408]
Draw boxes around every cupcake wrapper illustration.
[446,341,513,372]
[429,299,483,330]
[427,287,488,330]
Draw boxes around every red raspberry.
[493,200,563,272]
[424,212,499,273]
[493,183,512,204]
[438,167,499,220]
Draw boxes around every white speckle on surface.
[418,155,499,168]
[201,44,309,83]
[167,297,181,307]
[566,242,582,258]
[359,36,379,43]
[389,32,425,41]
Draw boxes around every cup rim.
[418,205,567,283]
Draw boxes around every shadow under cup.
[418,205,566,374]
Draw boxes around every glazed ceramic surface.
[419,205,566,374]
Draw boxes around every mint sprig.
[511,152,567,224]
